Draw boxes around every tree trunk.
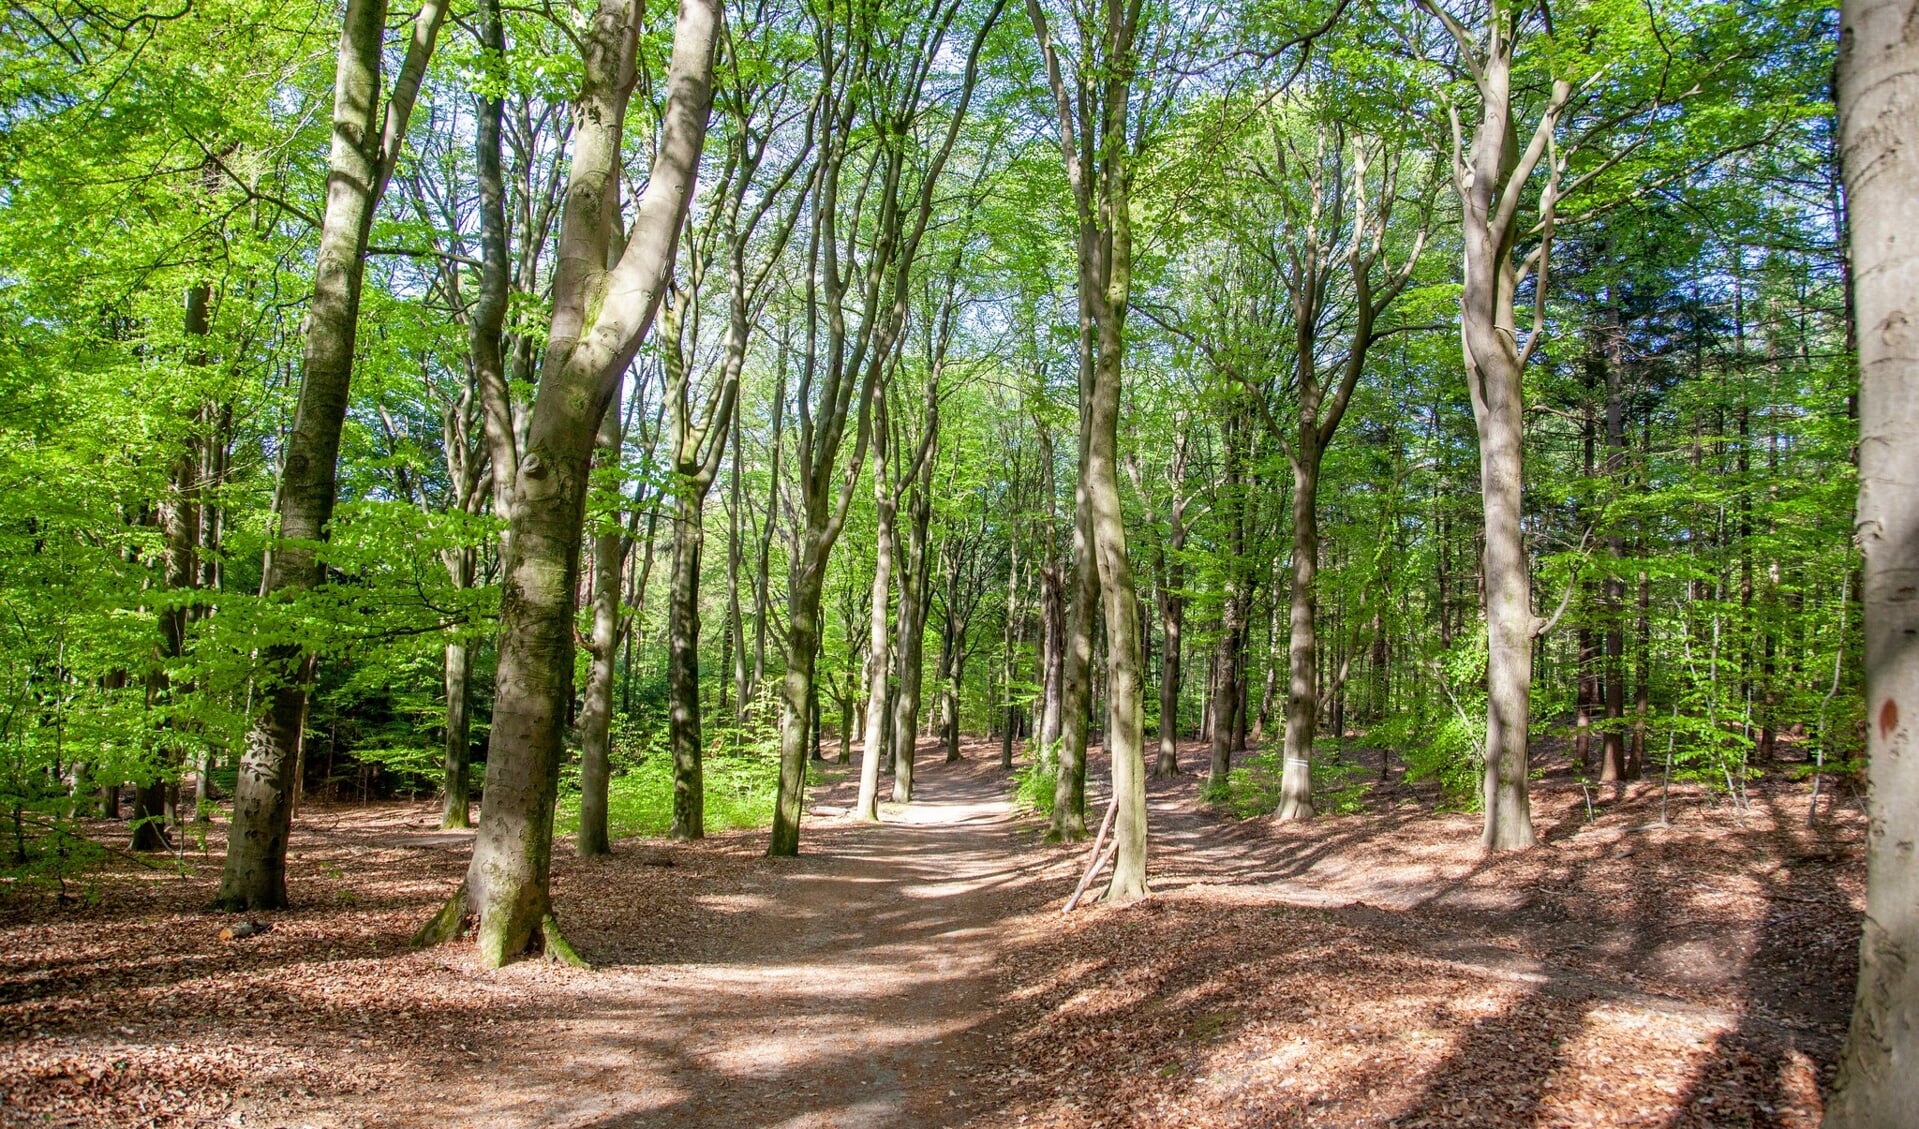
[666,489,706,840]
[854,457,896,820]
[1277,443,1322,821]
[577,405,625,855]
[1154,488,1185,776]
[891,461,934,803]
[770,560,826,856]
[1051,406,1096,840]
[450,0,718,965]
[1087,309,1147,902]
[441,637,473,829]
[1424,6,1570,851]
[1600,300,1629,781]
[219,0,447,912]
[1827,4,1919,1121]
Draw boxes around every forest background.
[0,0,1855,928]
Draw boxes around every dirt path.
[330,751,1072,1129]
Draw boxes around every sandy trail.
[353,752,1067,1129]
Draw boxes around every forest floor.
[0,739,1866,1129]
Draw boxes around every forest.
[2,0,1916,1124]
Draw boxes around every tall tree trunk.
[439,0,718,966]
[1050,385,1096,839]
[1828,3,1919,1121]
[1416,0,1571,850]
[770,560,827,856]
[666,487,706,839]
[854,434,896,821]
[1154,477,1186,776]
[219,0,448,910]
[1087,303,1146,902]
[1208,410,1247,787]
[891,447,935,803]
[577,403,625,855]
[1277,441,1322,821]
[1600,297,1629,781]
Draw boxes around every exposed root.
[411,886,469,949]
[540,912,590,969]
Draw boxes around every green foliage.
[1011,740,1058,817]
[556,697,818,842]
[1208,745,1372,820]
[1399,633,1489,810]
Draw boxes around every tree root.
[540,912,590,969]
[411,887,469,948]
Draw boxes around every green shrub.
[1011,739,1058,816]
[556,700,816,841]
[1209,745,1371,818]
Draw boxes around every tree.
[218,0,449,910]
[1826,0,1919,1121]
[419,0,720,966]
[1026,0,1151,900]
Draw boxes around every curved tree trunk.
[1827,2,1919,1122]
[450,0,718,966]
[219,0,448,911]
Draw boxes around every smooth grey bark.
[452,0,719,967]
[1827,2,1919,1123]
[1418,0,1570,850]
[1028,0,1148,898]
[218,0,448,910]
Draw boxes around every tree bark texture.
[1828,3,1919,1123]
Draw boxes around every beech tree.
[1827,0,1919,1121]
[1026,0,1152,899]
[218,0,449,910]
[418,0,721,966]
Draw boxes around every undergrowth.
[1206,745,1373,818]
[1011,739,1058,816]
[556,700,821,840]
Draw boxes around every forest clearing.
[3,0,1917,1124]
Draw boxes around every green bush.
[1209,745,1371,818]
[1399,633,1488,810]
[1011,739,1058,816]
[556,702,816,841]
